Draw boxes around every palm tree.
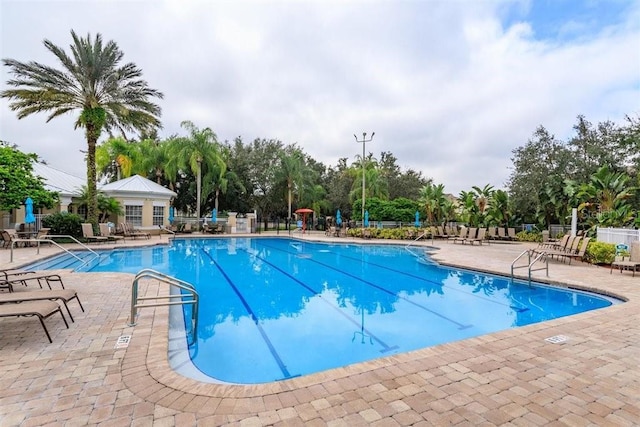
[1,30,163,224]
[167,121,225,222]
[277,147,306,220]
[96,137,140,182]
[418,182,446,225]
[137,138,171,185]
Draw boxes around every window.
[77,205,87,219]
[152,206,164,226]
[125,205,143,226]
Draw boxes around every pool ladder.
[128,269,199,345]
[511,249,548,285]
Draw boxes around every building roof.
[99,174,176,198]
[32,162,85,197]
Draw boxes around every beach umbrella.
[364,210,369,227]
[168,206,175,224]
[212,208,217,224]
[414,211,420,227]
[336,209,342,226]
[294,208,314,234]
[24,197,36,229]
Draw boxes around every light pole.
[354,132,374,228]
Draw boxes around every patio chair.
[2,229,25,248]
[611,242,640,276]
[30,227,53,246]
[81,223,108,244]
[0,288,84,322]
[0,300,68,343]
[99,223,124,243]
[507,228,518,240]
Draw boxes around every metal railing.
[511,249,548,285]
[128,269,198,345]
[10,235,99,267]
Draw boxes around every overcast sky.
[1,0,639,194]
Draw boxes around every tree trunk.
[86,127,98,225]
[196,160,202,227]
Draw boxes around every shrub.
[515,231,541,242]
[584,241,616,264]
[42,212,83,238]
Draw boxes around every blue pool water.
[25,237,615,384]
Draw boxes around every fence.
[597,227,640,247]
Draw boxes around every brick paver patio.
[1,233,639,426]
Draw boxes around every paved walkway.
[1,234,639,426]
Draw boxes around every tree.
[96,137,140,182]
[0,142,58,211]
[507,126,571,223]
[167,121,225,221]
[418,182,446,225]
[567,115,625,182]
[74,186,123,222]
[1,30,163,224]
[276,146,306,220]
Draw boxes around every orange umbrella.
[294,208,314,234]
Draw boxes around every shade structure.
[24,197,36,224]
[212,208,217,224]
[414,211,420,227]
[294,208,314,234]
[364,210,369,227]
[168,206,175,224]
[336,210,342,226]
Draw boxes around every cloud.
[1,0,638,195]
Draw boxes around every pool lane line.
[293,241,528,313]
[256,241,474,330]
[199,248,295,380]
[237,248,400,354]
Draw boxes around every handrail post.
[129,278,139,326]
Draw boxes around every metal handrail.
[10,235,99,267]
[510,249,549,285]
[128,269,198,345]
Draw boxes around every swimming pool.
[25,237,616,384]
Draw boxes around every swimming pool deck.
[1,233,639,426]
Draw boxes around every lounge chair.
[121,223,151,239]
[465,228,486,245]
[486,227,497,241]
[0,272,66,292]
[611,242,640,276]
[81,223,108,244]
[363,228,372,239]
[507,228,518,240]
[99,223,124,243]
[0,289,84,322]
[0,300,68,343]
[497,228,507,240]
[541,234,570,251]
[433,226,447,239]
[567,237,591,264]
[542,236,581,262]
[451,227,469,244]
